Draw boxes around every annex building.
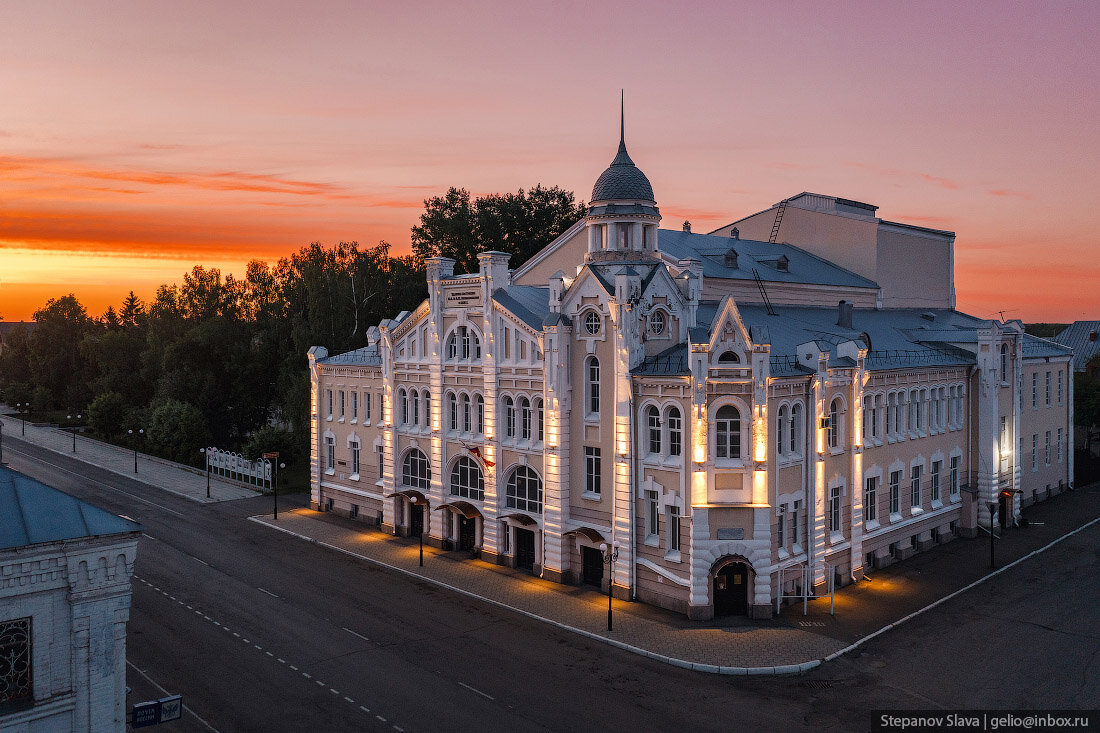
[308,124,1073,620]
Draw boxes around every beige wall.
[513,226,588,286]
[876,226,953,309]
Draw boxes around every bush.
[88,391,127,439]
[146,399,210,465]
[241,425,300,468]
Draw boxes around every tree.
[88,391,127,440]
[411,185,585,274]
[146,398,210,465]
[27,295,95,409]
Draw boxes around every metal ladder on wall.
[768,199,788,243]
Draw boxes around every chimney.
[837,300,854,330]
[730,226,739,240]
[724,248,739,269]
[682,221,691,233]
[1090,331,1097,342]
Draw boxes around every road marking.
[265,651,273,657]
[344,696,355,703]
[290,665,298,671]
[394,726,404,732]
[277,658,286,664]
[142,533,157,541]
[302,672,311,679]
[254,644,262,651]
[377,715,387,723]
[360,706,370,713]
[242,638,250,644]
[126,661,220,732]
[233,633,240,638]
[192,556,210,566]
[458,681,495,700]
[342,627,370,641]
[257,587,279,598]
[330,688,339,695]
[315,680,325,687]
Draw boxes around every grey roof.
[634,344,690,376]
[319,345,383,366]
[1053,321,1100,371]
[492,286,551,331]
[1022,333,1072,360]
[590,139,655,203]
[658,229,879,289]
[0,466,141,550]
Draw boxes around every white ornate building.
[309,123,1073,619]
[0,466,140,730]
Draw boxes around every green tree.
[88,391,127,440]
[146,398,210,465]
[411,185,585,274]
[27,295,96,409]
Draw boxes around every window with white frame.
[1000,343,1008,383]
[586,357,600,416]
[519,397,532,441]
[450,457,484,501]
[505,466,543,512]
[446,326,481,361]
[463,393,473,432]
[326,389,333,419]
[447,392,458,431]
[647,405,661,455]
[910,465,922,508]
[1058,370,1064,405]
[1000,416,1008,455]
[583,310,601,336]
[475,394,485,435]
[950,455,960,497]
[423,390,431,428]
[645,490,659,538]
[503,396,516,439]
[829,486,842,534]
[649,310,666,336]
[1032,373,1038,408]
[931,460,941,502]
[668,505,681,552]
[828,398,841,448]
[777,511,785,548]
[715,405,742,459]
[376,445,384,477]
[401,449,431,490]
[411,390,420,427]
[585,447,601,495]
[777,405,788,454]
[864,476,877,523]
[399,388,408,426]
[889,470,901,514]
[1046,371,1051,406]
[351,392,358,421]
[535,398,544,442]
[668,406,682,457]
[0,617,32,708]
[364,391,371,422]
[325,435,335,471]
[378,392,384,421]
[790,403,803,455]
[791,500,801,546]
[887,393,897,438]
[350,439,360,476]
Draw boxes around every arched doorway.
[713,561,750,616]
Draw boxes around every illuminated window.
[790,403,803,454]
[401,449,431,490]
[667,406,682,457]
[715,405,741,459]
[449,457,484,501]
[505,466,543,512]
[777,405,789,455]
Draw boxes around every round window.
[649,311,666,336]
[583,311,601,335]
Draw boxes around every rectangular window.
[931,460,941,502]
[1046,371,1051,406]
[1032,373,1037,408]
[646,490,659,538]
[585,447,601,496]
[864,476,877,523]
[351,441,360,476]
[326,389,333,418]
[791,501,801,546]
[862,396,870,443]
[339,390,345,419]
[889,470,901,514]
[0,617,32,708]
[379,392,384,420]
[376,445,384,477]
[1000,416,1007,454]
[910,465,921,508]
[1058,428,1064,463]
[777,512,785,548]
[669,506,681,552]
[325,437,335,471]
[364,391,371,422]
[351,392,358,421]
[829,487,841,534]
[1045,430,1051,465]
[1032,434,1038,471]
[950,456,960,497]
[1058,370,1064,405]
[668,410,682,457]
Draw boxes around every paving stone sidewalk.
[0,410,257,503]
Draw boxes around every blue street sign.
[132,700,160,728]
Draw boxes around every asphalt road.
[5,437,1098,732]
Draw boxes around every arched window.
[647,405,661,455]
[447,392,458,431]
[1000,343,1008,383]
[519,397,532,440]
[715,405,741,459]
[422,390,431,427]
[503,396,516,439]
[776,405,789,455]
[667,406,682,457]
[583,310,601,336]
[505,466,543,512]
[586,357,600,415]
[718,350,740,363]
[401,449,430,490]
[462,393,472,433]
[399,388,409,426]
[411,390,420,427]
[447,326,482,361]
[450,457,484,501]
[649,310,666,336]
[790,403,802,454]
[535,397,544,442]
[475,394,485,435]
[828,399,841,448]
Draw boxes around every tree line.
[0,185,584,474]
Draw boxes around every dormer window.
[775,255,789,273]
[649,311,666,336]
[718,350,740,363]
[583,311,602,336]
[724,249,738,268]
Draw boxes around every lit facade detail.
[308,125,1073,620]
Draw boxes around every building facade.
[309,127,1073,620]
[0,466,141,731]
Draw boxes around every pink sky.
[1,1,1097,322]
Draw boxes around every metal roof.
[1022,332,1073,360]
[492,286,550,331]
[0,466,141,550]
[590,139,655,203]
[1053,321,1100,371]
[319,345,383,366]
[633,344,690,376]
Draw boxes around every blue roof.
[1022,333,1072,360]
[319,345,382,366]
[0,466,141,550]
[658,229,879,289]
[1053,321,1098,371]
[634,344,690,376]
[492,286,550,331]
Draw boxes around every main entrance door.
[714,562,749,616]
[999,492,1011,530]
[410,504,424,538]
[458,515,476,551]
[582,546,604,587]
[515,528,536,573]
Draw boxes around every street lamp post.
[263,452,282,520]
[200,448,211,498]
[128,428,144,473]
[988,501,997,569]
[409,496,424,566]
[67,414,82,452]
[17,403,29,436]
[599,542,621,631]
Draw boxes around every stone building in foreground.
[1,466,141,730]
[309,125,1072,619]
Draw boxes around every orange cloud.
[987,188,1032,200]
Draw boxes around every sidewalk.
[251,483,1100,675]
[0,411,257,503]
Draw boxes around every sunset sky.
[1,1,1097,322]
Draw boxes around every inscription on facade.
[716,528,744,540]
[445,288,482,308]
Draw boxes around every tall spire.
[612,90,633,165]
